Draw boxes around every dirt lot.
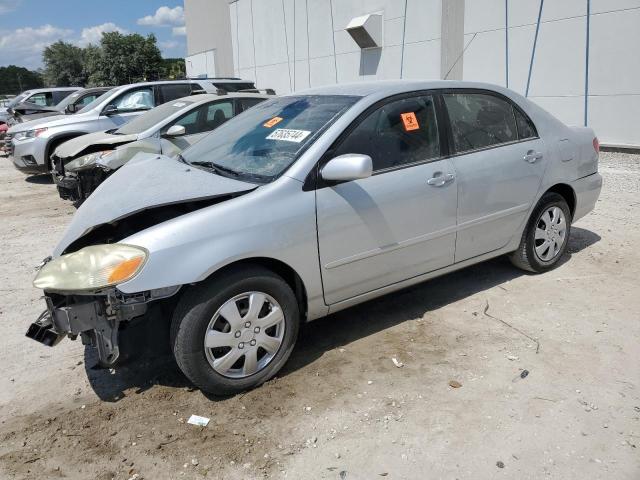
[0,152,638,480]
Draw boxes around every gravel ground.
[0,151,638,480]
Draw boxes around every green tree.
[0,65,44,95]
[95,32,163,85]
[42,41,85,86]
[161,58,186,79]
[83,44,107,87]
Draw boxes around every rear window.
[443,93,518,153]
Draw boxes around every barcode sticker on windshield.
[266,129,311,143]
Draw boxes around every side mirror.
[321,154,372,182]
[102,104,118,116]
[65,103,77,114]
[164,125,186,137]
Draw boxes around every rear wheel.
[510,192,571,273]
[170,266,299,395]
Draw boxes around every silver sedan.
[30,80,602,395]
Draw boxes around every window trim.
[439,88,540,159]
[307,89,448,190]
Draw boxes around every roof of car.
[23,87,82,94]
[293,80,513,98]
[176,92,273,105]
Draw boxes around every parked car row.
[4,78,260,177]
[22,79,602,396]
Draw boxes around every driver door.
[316,94,458,305]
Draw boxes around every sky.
[0,0,187,69]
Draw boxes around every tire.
[509,192,572,273]
[170,265,300,395]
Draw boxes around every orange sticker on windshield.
[263,116,283,128]
[400,112,420,131]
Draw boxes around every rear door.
[316,93,457,305]
[442,90,546,262]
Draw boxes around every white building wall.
[228,0,443,94]
[218,0,640,147]
[462,0,640,147]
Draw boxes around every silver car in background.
[29,80,602,395]
[52,92,270,201]
[6,80,250,174]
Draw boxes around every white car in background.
[52,92,271,201]
[7,79,255,174]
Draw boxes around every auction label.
[266,129,312,143]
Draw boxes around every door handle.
[523,150,543,163]
[427,172,455,187]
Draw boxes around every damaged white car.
[29,81,602,395]
[52,92,270,202]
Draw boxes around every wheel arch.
[544,183,576,219]
[45,132,87,169]
[188,257,309,322]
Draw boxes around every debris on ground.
[496,460,505,468]
[186,415,210,427]
[391,357,404,368]
[449,380,462,389]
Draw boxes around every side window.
[76,94,99,108]
[238,97,265,113]
[164,100,234,136]
[112,87,154,111]
[160,84,193,103]
[28,93,53,106]
[514,108,537,140]
[443,93,518,153]
[333,95,440,172]
[204,100,234,129]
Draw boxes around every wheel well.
[199,258,308,321]
[545,183,576,218]
[45,134,82,170]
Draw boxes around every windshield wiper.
[189,160,270,183]
[190,160,240,177]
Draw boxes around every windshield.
[181,95,360,181]
[76,90,116,114]
[115,98,196,135]
[7,93,28,108]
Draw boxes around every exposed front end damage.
[30,154,260,365]
[27,286,179,365]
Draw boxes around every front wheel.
[170,266,299,395]
[509,192,572,273]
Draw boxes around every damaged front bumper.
[26,287,178,365]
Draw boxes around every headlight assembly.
[25,127,48,138]
[65,150,114,172]
[33,244,147,292]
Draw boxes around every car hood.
[55,131,139,159]
[7,110,95,133]
[53,154,257,256]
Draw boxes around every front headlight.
[66,151,114,172]
[25,127,48,138]
[33,244,147,292]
